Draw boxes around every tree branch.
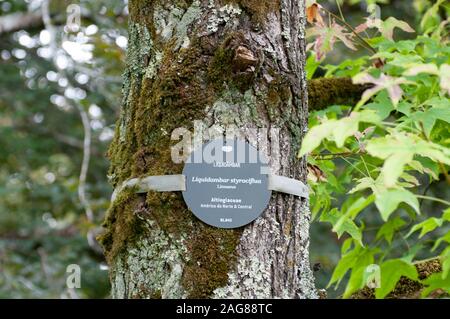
[308,77,369,111]
[0,11,43,35]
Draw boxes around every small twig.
[335,0,345,22]
[419,182,433,208]
[75,102,94,222]
[311,151,363,159]
[37,248,52,288]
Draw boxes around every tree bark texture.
[99,0,318,299]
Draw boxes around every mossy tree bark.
[99,0,318,299]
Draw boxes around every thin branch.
[42,0,94,222]
[312,151,364,159]
[0,11,43,34]
[335,0,345,22]
[0,7,126,35]
[75,101,94,222]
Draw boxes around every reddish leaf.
[306,3,324,25]
[307,21,357,60]
[308,163,327,183]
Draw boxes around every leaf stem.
[312,151,363,159]
[335,0,346,22]
[415,195,450,206]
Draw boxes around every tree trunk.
[99,0,318,299]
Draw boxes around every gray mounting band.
[267,174,309,198]
[111,174,308,202]
[111,175,186,202]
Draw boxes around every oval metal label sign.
[182,139,272,228]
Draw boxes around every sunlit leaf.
[375,259,418,299]
[376,216,406,244]
[421,272,450,297]
[375,188,420,221]
[407,218,443,239]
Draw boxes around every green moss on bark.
[221,0,280,24]
[308,77,368,111]
[265,73,292,123]
[102,6,246,295]
[208,32,260,93]
[97,187,144,264]
[182,226,243,298]
[133,35,245,297]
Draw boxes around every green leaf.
[321,209,363,245]
[329,245,375,290]
[328,247,360,289]
[299,110,381,156]
[362,17,414,41]
[443,208,450,222]
[332,110,380,147]
[341,238,354,254]
[421,272,450,297]
[349,177,377,194]
[381,152,413,187]
[376,216,406,244]
[367,133,450,164]
[333,196,374,243]
[432,231,450,251]
[438,64,450,95]
[409,103,450,137]
[399,172,420,186]
[375,259,418,299]
[375,188,420,221]
[345,195,375,219]
[343,265,366,299]
[364,91,394,120]
[420,0,446,34]
[366,132,450,186]
[299,120,336,156]
[403,63,438,77]
[306,52,321,80]
[408,159,439,181]
[441,247,450,279]
[407,217,443,239]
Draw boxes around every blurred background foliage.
[0,0,447,298]
[0,0,128,298]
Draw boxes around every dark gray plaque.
[182,139,272,228]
